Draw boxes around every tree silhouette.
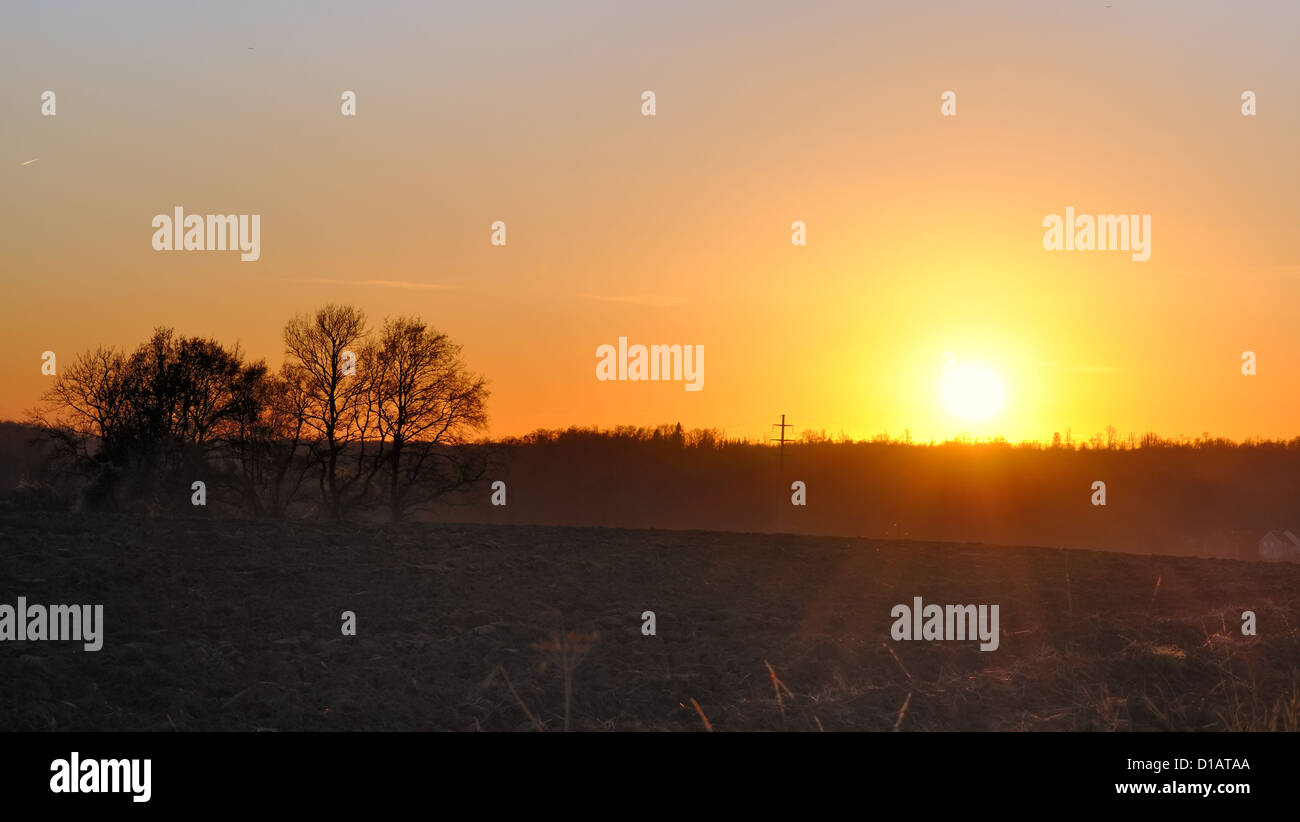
[33,328,252,511]
[364,316,489,521]
[282,304,371,520]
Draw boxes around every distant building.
[1259,530,1300,562]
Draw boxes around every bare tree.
[33,329,251,511]
[221,363,315,517]
[365,316,490,521]
[29,345,129,475]
[282,304,372,519]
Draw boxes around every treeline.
[503,423,731,449]
[431,425,1300,559]
[508,423,1300,451]
[26,304,490,520]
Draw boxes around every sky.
[2,0,1298,443]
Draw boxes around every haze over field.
[3,1,1299,444]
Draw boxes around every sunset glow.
[2,2,1297,445]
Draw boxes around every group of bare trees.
[32,304,490,521]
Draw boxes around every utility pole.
[771,414,793,473]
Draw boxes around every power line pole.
[771,414,793,473]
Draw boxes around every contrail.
[20,158,38,166]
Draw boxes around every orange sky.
[3,1,1298,443]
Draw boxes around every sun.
[940,362,1007,422]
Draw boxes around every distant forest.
[420,425,1300,559]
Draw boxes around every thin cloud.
[287,278,452,291]
[579,293,687,308]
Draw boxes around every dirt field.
[2,512,1298,731]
